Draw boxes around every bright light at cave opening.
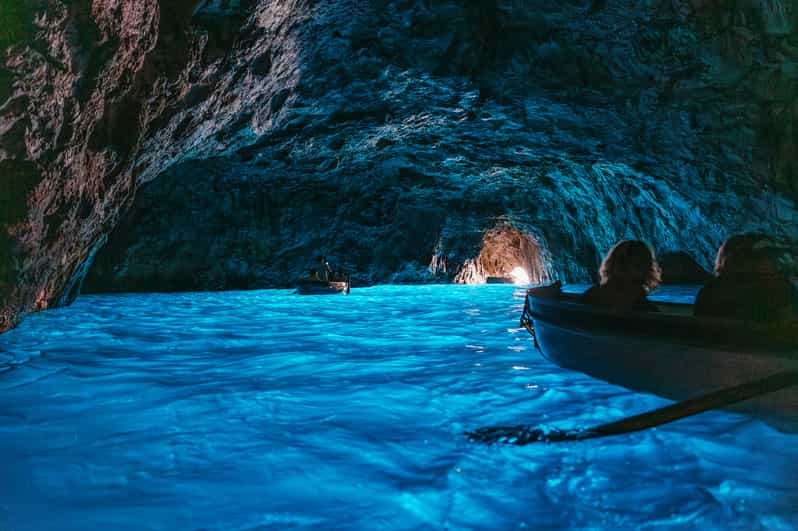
[510,267,530,285]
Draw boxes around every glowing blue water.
[1,285,796,530]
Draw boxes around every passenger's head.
[714,233,777,275]
[599,240,662,292]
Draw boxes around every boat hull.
[295,280,350,295]
[527,293,798,432]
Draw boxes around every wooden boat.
[486,276,514,284]
[295,279,350,295]
[522,285,798,432]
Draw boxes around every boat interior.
[528,291,798,354]
[554,292,694,317]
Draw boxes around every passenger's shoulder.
[693,278,723,315]
[641,300,660,312]
[578,285,601,302]
[695,277,723,300]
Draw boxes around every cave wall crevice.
[2,0,798,330]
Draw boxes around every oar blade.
[467,425,586,445]
[468,371,798,446]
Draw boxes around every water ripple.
[0,285,795,530]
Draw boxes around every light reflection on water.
[0,284,795,530]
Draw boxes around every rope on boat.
[519,290,538,349]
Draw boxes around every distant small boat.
[295,279,350,295]
[486,276,513,284]
[522,285,798,432]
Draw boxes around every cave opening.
[455,225,549,285]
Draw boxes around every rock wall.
[3,0,798,329]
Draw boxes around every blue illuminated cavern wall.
[2,0,798,327]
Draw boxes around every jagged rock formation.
[658,251,713,285]
[450,226,551,286]
[2,0,798,330]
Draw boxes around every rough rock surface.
[658,251,713,285]
[3,0,798,329]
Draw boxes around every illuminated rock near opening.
[454,225,550,285]
[510,267,530,285]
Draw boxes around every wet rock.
[658,251,713,285]
[3,0,798,331]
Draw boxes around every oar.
[467,370,798,445]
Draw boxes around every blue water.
[0,285,796,530]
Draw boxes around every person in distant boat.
[317,255,333,282]
[694,234,798,322]
[579,240,661,312]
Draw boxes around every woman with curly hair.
[579,240,662,312]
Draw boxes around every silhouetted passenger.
[694,234,798,322]
[317,255,333,282]
[579,240,661,312]
[308,269,321,281]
